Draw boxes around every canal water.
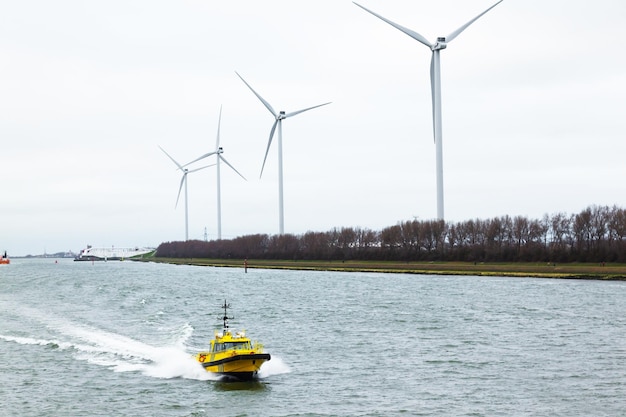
[1,259,624,416]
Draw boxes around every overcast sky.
[2,0,625,256]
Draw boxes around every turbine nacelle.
[277,111,286,120]
[432,37,447,51]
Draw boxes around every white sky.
[1,0,625,256]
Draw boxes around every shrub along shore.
[142,204,626,280]
[134,257,626,280]
[154,206,626,264]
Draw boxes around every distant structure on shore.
[74,245,154,262]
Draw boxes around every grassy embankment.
[134,256,626,280]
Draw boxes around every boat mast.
[220,300,234,332]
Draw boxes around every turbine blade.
[446,0,503,43]
[182,151,217,168]
[159,146,183,170]
[430,53,436,144]
[188,163,216,174]
[235,71,278,117]
[215,105,222,150]
[353,2,432,48]
[260,119,279,178]
[285,102,332,118]
[220,155,247,181]
[175,174,186,208]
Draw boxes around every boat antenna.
[219,300,234,331]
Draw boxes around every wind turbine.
[354,1,504,220]
[183,106,246,240]
[159,146,214,241]
[235,71,331,235]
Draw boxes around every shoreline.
[133,258,626,280]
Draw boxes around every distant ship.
[74,245,153,261]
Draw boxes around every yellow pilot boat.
[195,301,270,381]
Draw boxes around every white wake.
[1,317,214,381]
[1,304,290,381]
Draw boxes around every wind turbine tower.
[354,1,504,220]
[235,71,331,235]
[184,106,246,240]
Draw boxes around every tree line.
[155,205,626,263]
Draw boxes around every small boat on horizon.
[1,251,9,265]
[195,301,271,381]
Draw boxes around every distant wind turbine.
[159,146,214,241]
[235,71,331,235]
[354,0,504,220]
[183,106,246,240]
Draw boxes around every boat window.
[214,342,250,351]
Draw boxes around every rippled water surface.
[1,259,625,416]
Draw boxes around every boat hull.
[198,353,271,381]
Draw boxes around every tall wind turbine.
[354,1,504,220]
[183,106,246,240]
[235,71,331,235]
[159,146,214,241]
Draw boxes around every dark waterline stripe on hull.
[202,353,271,368]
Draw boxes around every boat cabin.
[212,341,252,352]
[211,331,254,353]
